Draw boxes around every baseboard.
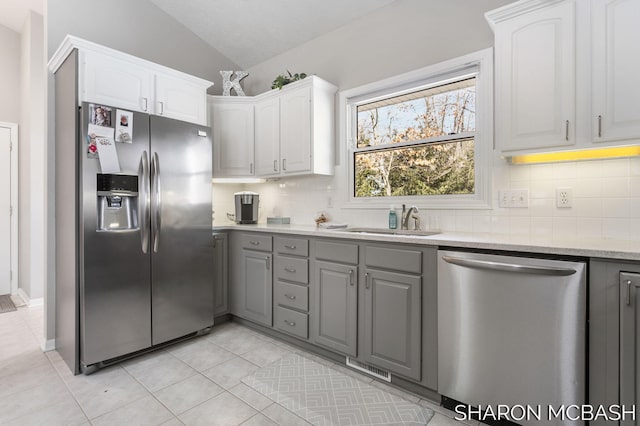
[17,288,44,307]
[42,339,55,352]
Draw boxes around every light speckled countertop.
[213,223,640,262]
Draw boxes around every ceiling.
[0,0,44,33]
[149,0,397,69]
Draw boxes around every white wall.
[19,11,45,303]
[0,23,21,124]
[211,0,640,242]
[243,0,513,95]
[47,0,239,94]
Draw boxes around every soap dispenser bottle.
[388,205,398,229]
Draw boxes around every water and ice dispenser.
[97,174,139,231]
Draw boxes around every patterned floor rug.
[0,294,17,313]
[242,353,434,425]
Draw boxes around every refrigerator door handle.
[139,150,150,253]
[152,152,162,253]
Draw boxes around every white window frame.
[338,48,493,209]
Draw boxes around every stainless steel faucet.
[401,204,421,230]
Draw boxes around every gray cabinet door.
[620,272,640,425]
[362,268,421,381]
[311,260,358,356]
[241,249,273,326]
[213,233,228,317]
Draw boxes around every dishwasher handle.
[442,255,577,277]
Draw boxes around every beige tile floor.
[0,304,473,425]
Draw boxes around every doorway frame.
[0,122,19,296]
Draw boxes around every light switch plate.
[498,189,529,208]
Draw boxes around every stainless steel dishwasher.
[437,250,586,425]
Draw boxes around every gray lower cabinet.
[361,268,421,381]
[590,259,640,426]
[241,249,273,326]
[311,260,358,356]
[620,272,640,425]
[212,233,228,317]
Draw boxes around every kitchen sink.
[341,227,440,237]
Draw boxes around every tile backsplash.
[213,155,640,241]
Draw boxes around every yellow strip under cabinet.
[507,146,640,165]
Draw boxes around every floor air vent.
[346,357,391,382]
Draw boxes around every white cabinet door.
[211,101,255,177]
[494,0,575,152]
[82,51,153,113]
[592,0,640,143]
[280,85,312,174]
[155,74,207,125]
[255,96,281,177]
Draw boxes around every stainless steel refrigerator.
[55,73,214,373]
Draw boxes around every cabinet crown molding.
[485,0,568,29]
[48,35,214,89]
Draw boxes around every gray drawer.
[276,237,309,257]
[274,281,308,312]
[365,245,422,274]
[276,256,309,284]
[274,306,308,340]
[315,240,358,265]
[240,233,272,252]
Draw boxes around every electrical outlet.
[498,189,529,208]
[556,187,573,208]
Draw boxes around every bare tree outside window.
[354,78,476,198]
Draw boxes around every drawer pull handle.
[285,245,297,250]
[365,272,370,289]
[284,320,296,327]
[266,257,270,270]
[349,269,354,286]
[284,294,296,300]
[627,280,632,306]
[249,241,260,245]
[285,268,296,273]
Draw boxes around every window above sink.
[340,48,494,210]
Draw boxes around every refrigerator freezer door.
[150,115,214,345]
[81,103,152,366]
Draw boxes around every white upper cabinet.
[210,76,337,179]
[49,36,212,126]
[254,96,281,177]
[489,0,576,153]
[154,73,208,125]
[487,0,640,155]
[210,98,255,178]
[591,0,640,144]
[280,85,312,174]
[82,51,154,113]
